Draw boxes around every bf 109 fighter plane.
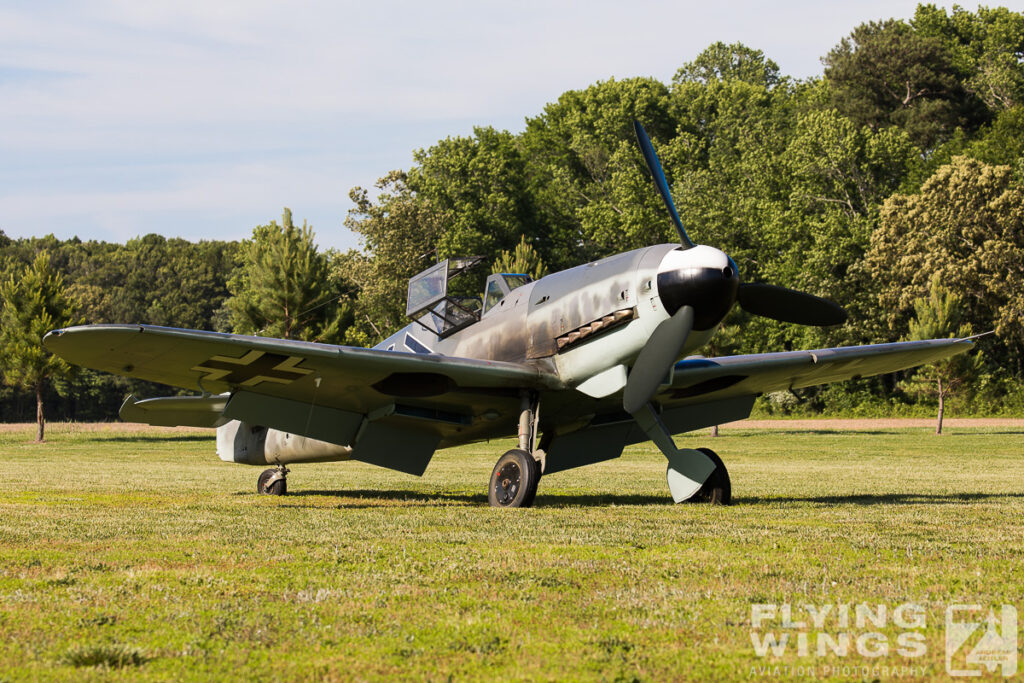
[44,123,972,507]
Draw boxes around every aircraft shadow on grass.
[270,489,672,508]
[251,489,1024,509]
[99,435,212,444]
[722,429,895,437]
[745,492,1024,505]
[720,429,1024,437]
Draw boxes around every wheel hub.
[495,462,521,505]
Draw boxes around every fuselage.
[377,243,739,389]
[216,242,741,467]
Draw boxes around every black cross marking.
[191,350,313,387]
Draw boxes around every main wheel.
[522,454,541,508]
[257,468,287,496]
[488,449,540,508]
[688,448,730,505]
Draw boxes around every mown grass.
[0,422,1021,681]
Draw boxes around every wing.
[44,325,564,472]
[664,337,973,402]
[44,324,562,401]
[541,338,972,474]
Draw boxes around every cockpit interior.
[406,257,533,338]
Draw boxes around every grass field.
[0,422,1022,681]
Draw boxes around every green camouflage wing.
[661,338,974,404]
[44,324,564,419]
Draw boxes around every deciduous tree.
[673,41,781,89]
[343,172,446,345]
[520,77,676,263]
[865,156,1024,372]
[823,19,987,149]
[913,5,1024,111]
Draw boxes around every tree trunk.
[936,378,944,435]
[35,381,45,443]
[711,425,719,438]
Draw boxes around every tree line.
[3,4,1024,433]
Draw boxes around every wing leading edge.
[44,324,562,399]
[541,338,973,474]
[665,338,973,403]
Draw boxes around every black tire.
[488,449,540,508]
[257,469,287,496]
[521,454,542,508]
[688,448,731,505]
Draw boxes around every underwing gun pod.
[43,120,974,507]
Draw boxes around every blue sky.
[3,1,1019,252]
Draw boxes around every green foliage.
[0,253,77,390]
[26,234,239,330]
[865,156,1024,371]
[343,172,447,345]
[667,71,800,315]
[491,234,547,280]
[823,18,987,149]
[905,274,975,343]
[673,41,782,89]
[226,209,352,343]
[900,275,984,432]
[913,4,1024,111]
[520,76,676,262]
[781,110,919,347]
[666,76,915,354]
[59,644,147,669]
[0,253,79,439]
[958,105,1024,170]
[408,127,539,264]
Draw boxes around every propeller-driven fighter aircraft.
[43,122,973,507]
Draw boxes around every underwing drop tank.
[216,421,352,465]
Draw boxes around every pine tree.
[901,275,983,434]
[226,209,351,343]
[491,235,548,281]
[0,253,79,442]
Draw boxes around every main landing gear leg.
[257,464,289,496]
[488,392,542,508]
[630,404,731,505]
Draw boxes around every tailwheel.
[488,449,540,508]
[688,448,730,505]
[257,466,288,496]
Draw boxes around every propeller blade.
[633,121,695,249]
[623,305,694,415]
[737,283,848,327]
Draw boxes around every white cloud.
[3,0,1018,249]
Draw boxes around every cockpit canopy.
[406,257,532,338]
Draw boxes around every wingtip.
[42,328,64,350]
